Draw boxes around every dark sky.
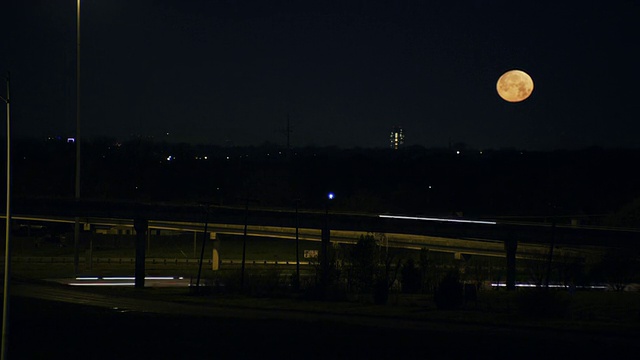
[1,0,639,150]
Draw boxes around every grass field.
[4,231,640,338]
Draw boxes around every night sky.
[1,0,638,150]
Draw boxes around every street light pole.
[73,0,82,274]
[321,193,334,293]
[1,72,12,360]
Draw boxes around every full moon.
[496,69,534,102]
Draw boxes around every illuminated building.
[390,126,404,150]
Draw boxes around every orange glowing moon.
[496,69,534,102]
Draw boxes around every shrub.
[373,278,389,305]
[515,289,571,319]
[400,258,422,294]
[434,270,464,310]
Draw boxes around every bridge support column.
[211,232,220,271]
[320,227,330,294]
[505,239,517,291]
[134,218,148,289]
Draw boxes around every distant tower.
[390,126,404,150]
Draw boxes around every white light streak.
[491,283,608,290]
[67,276,184,287]
[103,276,178,281]
[378,214,496,225]
[69,282,135,286]
[103,277,134,280]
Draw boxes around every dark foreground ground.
[5,282,640,360]
[6,297,632,360]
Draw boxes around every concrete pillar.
[505,238,517,291]
[211,232,220,271]
[134,218,148,289]
[320,227,329,290]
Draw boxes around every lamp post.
[1,72,11,360]
[73,0,82,274]
[320,192,334,292]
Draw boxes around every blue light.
[327,192,335,200]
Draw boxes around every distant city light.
[390,126,404,150]
[328,192,335,200]
[67,137,75,143]
[166,155,174,161]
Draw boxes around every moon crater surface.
[497,70,534,102]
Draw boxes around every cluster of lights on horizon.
[38,136,541,163]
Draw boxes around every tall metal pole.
[294,199,300,290]
[545,221,556,290]
[195,204,210,292]
[73,0,82,274]
[1,72,12,360]
[240,199,248,292]
[320,193,333,292]
[321,199,329,289]
[133,218,147,288]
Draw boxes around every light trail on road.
[63,276,188,287]
[378,214,497,225]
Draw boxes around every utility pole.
[1,71,11,360]
[280,113,293,158]
[286,113,291,152]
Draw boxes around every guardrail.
[8,256,313,266]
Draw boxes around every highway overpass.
[7,197,639,262]
[7,197,639,290]
[11,197,640,250]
